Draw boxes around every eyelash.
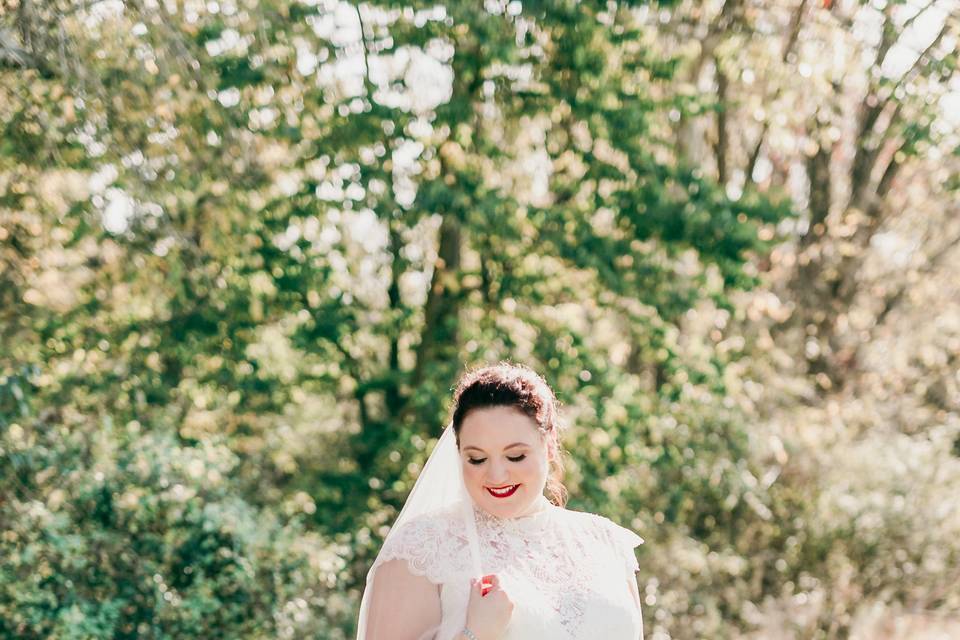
[468,454,526,465]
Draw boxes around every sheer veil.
[355,423,483,640]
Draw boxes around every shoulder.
[559,507,644,549]
[563,508,644,574]
[388,508,460,539]
[376,508,470,584]
[382,507,468,554]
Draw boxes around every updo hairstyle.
[450,362,568,507]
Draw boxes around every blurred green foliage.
[2,0,959,638]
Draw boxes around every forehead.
[459,406,541,448]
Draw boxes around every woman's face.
[458,405,551,519]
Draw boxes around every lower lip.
[486,484,520,498]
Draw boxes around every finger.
[485,574,501,588]
[485,582,505,594]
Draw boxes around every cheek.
[462,463,483,487]
[518,456,547,480]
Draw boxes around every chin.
[480,489,531,517]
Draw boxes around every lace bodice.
[378,502,643,640]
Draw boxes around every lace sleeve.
[598,517,644,574]
[376,511,467,585]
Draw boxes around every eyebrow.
[462,442,531,453]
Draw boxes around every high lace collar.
[472,496,558,531]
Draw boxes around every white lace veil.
[356,422,483,640]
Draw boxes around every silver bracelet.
[461,627,480,640]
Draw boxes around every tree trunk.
[412,213,462,388]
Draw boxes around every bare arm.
[627,574,643,639]
[365,558,442,640]
[627,574,641,609]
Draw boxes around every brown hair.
[450,362,568,507]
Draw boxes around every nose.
[485,459,510,485]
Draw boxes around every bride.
[357,363,644,640]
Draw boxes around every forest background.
[2,0,959,638]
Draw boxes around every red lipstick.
[485,484,520,498]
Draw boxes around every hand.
[465,574,513,640]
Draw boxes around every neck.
[473,495,552,521]
[513,495,551,518]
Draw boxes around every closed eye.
[467,454,527,465]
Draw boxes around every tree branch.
[385,219,404,416]
[800,126,832,248]
[850,22,948,208]
[688,0,742,83]
[746,0,809,184]
[897,0,939,45]
[714,61,729,185]
[781,0,809,62]
[874,140,903,201]
[851,7,899,146]
[354,2,373,93]
[874,225,960,327]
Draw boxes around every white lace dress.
[378,502,644,640]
